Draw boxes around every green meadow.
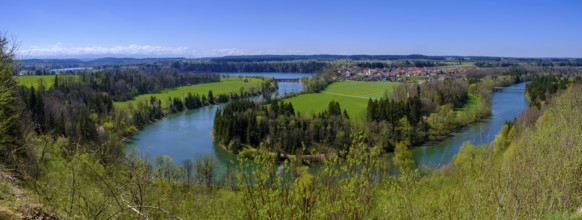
[284,80,400,121]
[15,75,79,88]
[456,93,479,112]
[114,77,265,109]
[454,93,490,124]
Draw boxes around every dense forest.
[214,99,351,155]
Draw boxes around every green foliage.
[195,155,217,187]
[367,94,424,126]
[427,104,455,139]
[10,54,582,219]
[237,132,383,219]
[393,141,414,173]
[0,34,24,166]
[378,83,582,219]
[14,72,276,165]
[525,74,570,108]
[18,83,582,219]
[298,70,335,93]
[455,93,491,124]
[419,79,469,110]
[365,78,490,151]
[26,136,241,219]
[380,169,422,219]
[452,142,487,170]
[492,122,516,155]
[25,136,113,219]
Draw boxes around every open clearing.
[114,77,265,109]
[284,80,400,121]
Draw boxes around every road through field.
[284,81,400,121]
[321,91,370,99]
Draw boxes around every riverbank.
[126,75,528,173]
[419,93,491,146]
[221,92,490,164]
[117,76,276,143]
[215,80,525,166]
[412,81,529,166]
[125,73,310,166]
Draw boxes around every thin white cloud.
[22,44,193,57]
[209,48,314,56]
[20,43,323,58]
[210,48,248,56]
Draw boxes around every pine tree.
[0,33,24,164]
[208,90,214,104]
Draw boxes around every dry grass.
[0,166,61,219]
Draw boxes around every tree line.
[75,71,220,101]
[173,61,328,73]
[300,70,336,93]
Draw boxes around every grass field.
[284,80,400,121]
[15,75,79,88]
[114,77,265,109]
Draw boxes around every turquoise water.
[126,78,528,170]
[125,73,310,167]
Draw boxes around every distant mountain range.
[18,57,186,66]
[17,55,580,67]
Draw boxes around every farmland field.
[284,80,400,121]
[15,75,79,88]
[114,76,265,109]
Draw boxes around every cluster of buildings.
[336,66,470,83]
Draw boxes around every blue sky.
[3,0,582,58]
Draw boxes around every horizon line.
[17,54,582,61]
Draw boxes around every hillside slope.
[378,83,582,219]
